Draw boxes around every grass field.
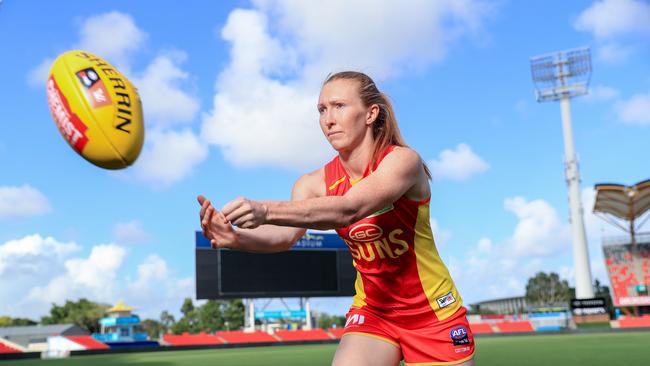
[3,331,650,365]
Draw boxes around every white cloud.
[0,234,80,278]
[126,254,194,319]
[596,42,637,62]
[476,237,492,253]
[28,244,126,305]
[203,1,492,168]
[132,128,208,187]
[617,93,650,125]
[113,220,151,245]
[431,218,452,247]
[584,85,620,102]
[0,234,193,320]
[574,0,650,62]
[428,143,489,182]
[26,58,53,88]
[0,185,52,219]
[574,0,650,39]
[504,196,571,257]
[75,11,147,72]
[133,54,200,127]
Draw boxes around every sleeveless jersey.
[324,146,463,325]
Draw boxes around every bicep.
[285,168,325,239]
[344,149,421,219]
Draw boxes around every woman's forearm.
[263,196,358,230]
[234,225,305,253]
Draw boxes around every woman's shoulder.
[383,145,423,166]
[292,167,326,198]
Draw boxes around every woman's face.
[318,79,373,152]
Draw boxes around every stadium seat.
[495,321,535,333]
[469,323,494,334]
[0,343,21,353]
[618,316,650,329]
[215,331,278,344]
[162,333,224,346]
[327,327,346,339]
[275,329,333,341]
[66,336,109,350]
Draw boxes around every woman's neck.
[338,138,375,180]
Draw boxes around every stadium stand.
[162,333,224,346]
[216,331,278,344]
[603,243,650,304]
[469,323,494,334]
[618,315,650,329]
[65,336,109,350]
[0,343,21,354]
[275,329,333,341]
[495,321,535,333]
[327,327,345,339]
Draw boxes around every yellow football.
[46,50,144,170]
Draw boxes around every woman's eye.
[336,103,344,109]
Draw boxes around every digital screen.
[219,250,338,295]
[196,248,355,299]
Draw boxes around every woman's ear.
[366,104,380,126]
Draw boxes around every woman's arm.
[223,147,423,230]
[198,167,325,252]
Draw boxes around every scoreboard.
[195,231,356,299]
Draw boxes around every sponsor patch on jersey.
[450,326,470,346]
[344,314,365,328]
[436,292,456,308]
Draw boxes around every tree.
[317,313,346,329]
[0,316,37,327]
[197,300,225,333]
[525,272,570,305]
[140,319,164,340]
[159,310,175,334]
[223,299,245,330]
[41,299,109,333]
[171,298,199,334]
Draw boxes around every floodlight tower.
[530,47,594,299]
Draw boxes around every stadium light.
[530,47,594,300]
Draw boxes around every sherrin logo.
[348,223,383,242]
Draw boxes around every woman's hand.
[222,197,268,229]
[197,195,238,249]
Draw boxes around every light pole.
[530,47,594,299]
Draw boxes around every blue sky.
[0,0,648,320]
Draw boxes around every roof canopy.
[594,179,650,221]
[107,300,135,313]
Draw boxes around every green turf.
[2,332,650,365]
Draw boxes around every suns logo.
[348,223,383,242]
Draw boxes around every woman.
[198,71,475,366]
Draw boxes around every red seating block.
[162,333,224,346]
[495,321,535,333]
[215,331,278,344]
[65,336,109,350]
[469,323,493,334]
[275,329,332,341]
[327,327,346,339]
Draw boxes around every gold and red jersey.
[325,146,462,326]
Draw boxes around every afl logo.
[450,326,467,340]
[348,224,383,242]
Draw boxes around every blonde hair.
[324,71,431,179]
